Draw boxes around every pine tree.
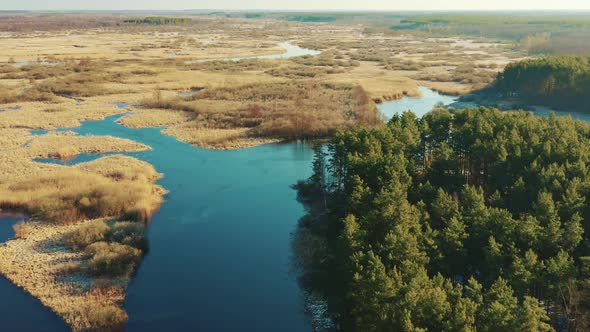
[518,296,554,332]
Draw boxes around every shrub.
[48,146,79,160]
[85,242,142,276]
[110,222,148,250]
[84,303,127,330]
[13,221,31,239]
[55,261,83,275]
[65,220,111,250]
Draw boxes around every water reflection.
[377,87,458,120]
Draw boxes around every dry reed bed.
[26,132,150,160]
[117,108,194,128]
[0,100,136,131]
[139,80,381,145]
[0,155,165,330]
[0,133,151,178]
[0,220,129,330]
[162,125,281,150]
[0,104,164,330]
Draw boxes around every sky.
[2,0,590,11]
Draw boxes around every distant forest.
[123,16,192,25]
[297,107,590,331]
[496,55,590,113]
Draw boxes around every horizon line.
[2,9,590,12]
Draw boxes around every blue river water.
[378,86,458,120]
[75,118,316,331]
[200,42,321,62]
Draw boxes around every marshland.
[1,9,590,332]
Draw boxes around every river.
[1,42,321,331]
[198,41,321,62]
[69,116,315,331]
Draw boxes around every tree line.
[496,55,590,113]
[123,17,192,25]
[297,107,590,331]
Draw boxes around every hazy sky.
[3,0,590,11]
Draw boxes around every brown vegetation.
[265,65,346,78]
[412,64,498,89]
[0,220,132,330]
[0,167,163,224]
[143,80,380,140]
[85,241,142,276]
[0,153,162,330]
[65,220,112,250]
[13,221,31,239]
[66,220,148,252]
[0,14,123,32]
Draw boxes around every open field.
[0,13,537,330]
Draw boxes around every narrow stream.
[198,41,321,62]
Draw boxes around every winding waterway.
[0,42,323,331]
[0,41,576,330]
[198,41,321,62]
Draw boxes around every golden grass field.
[0,15,525,330]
